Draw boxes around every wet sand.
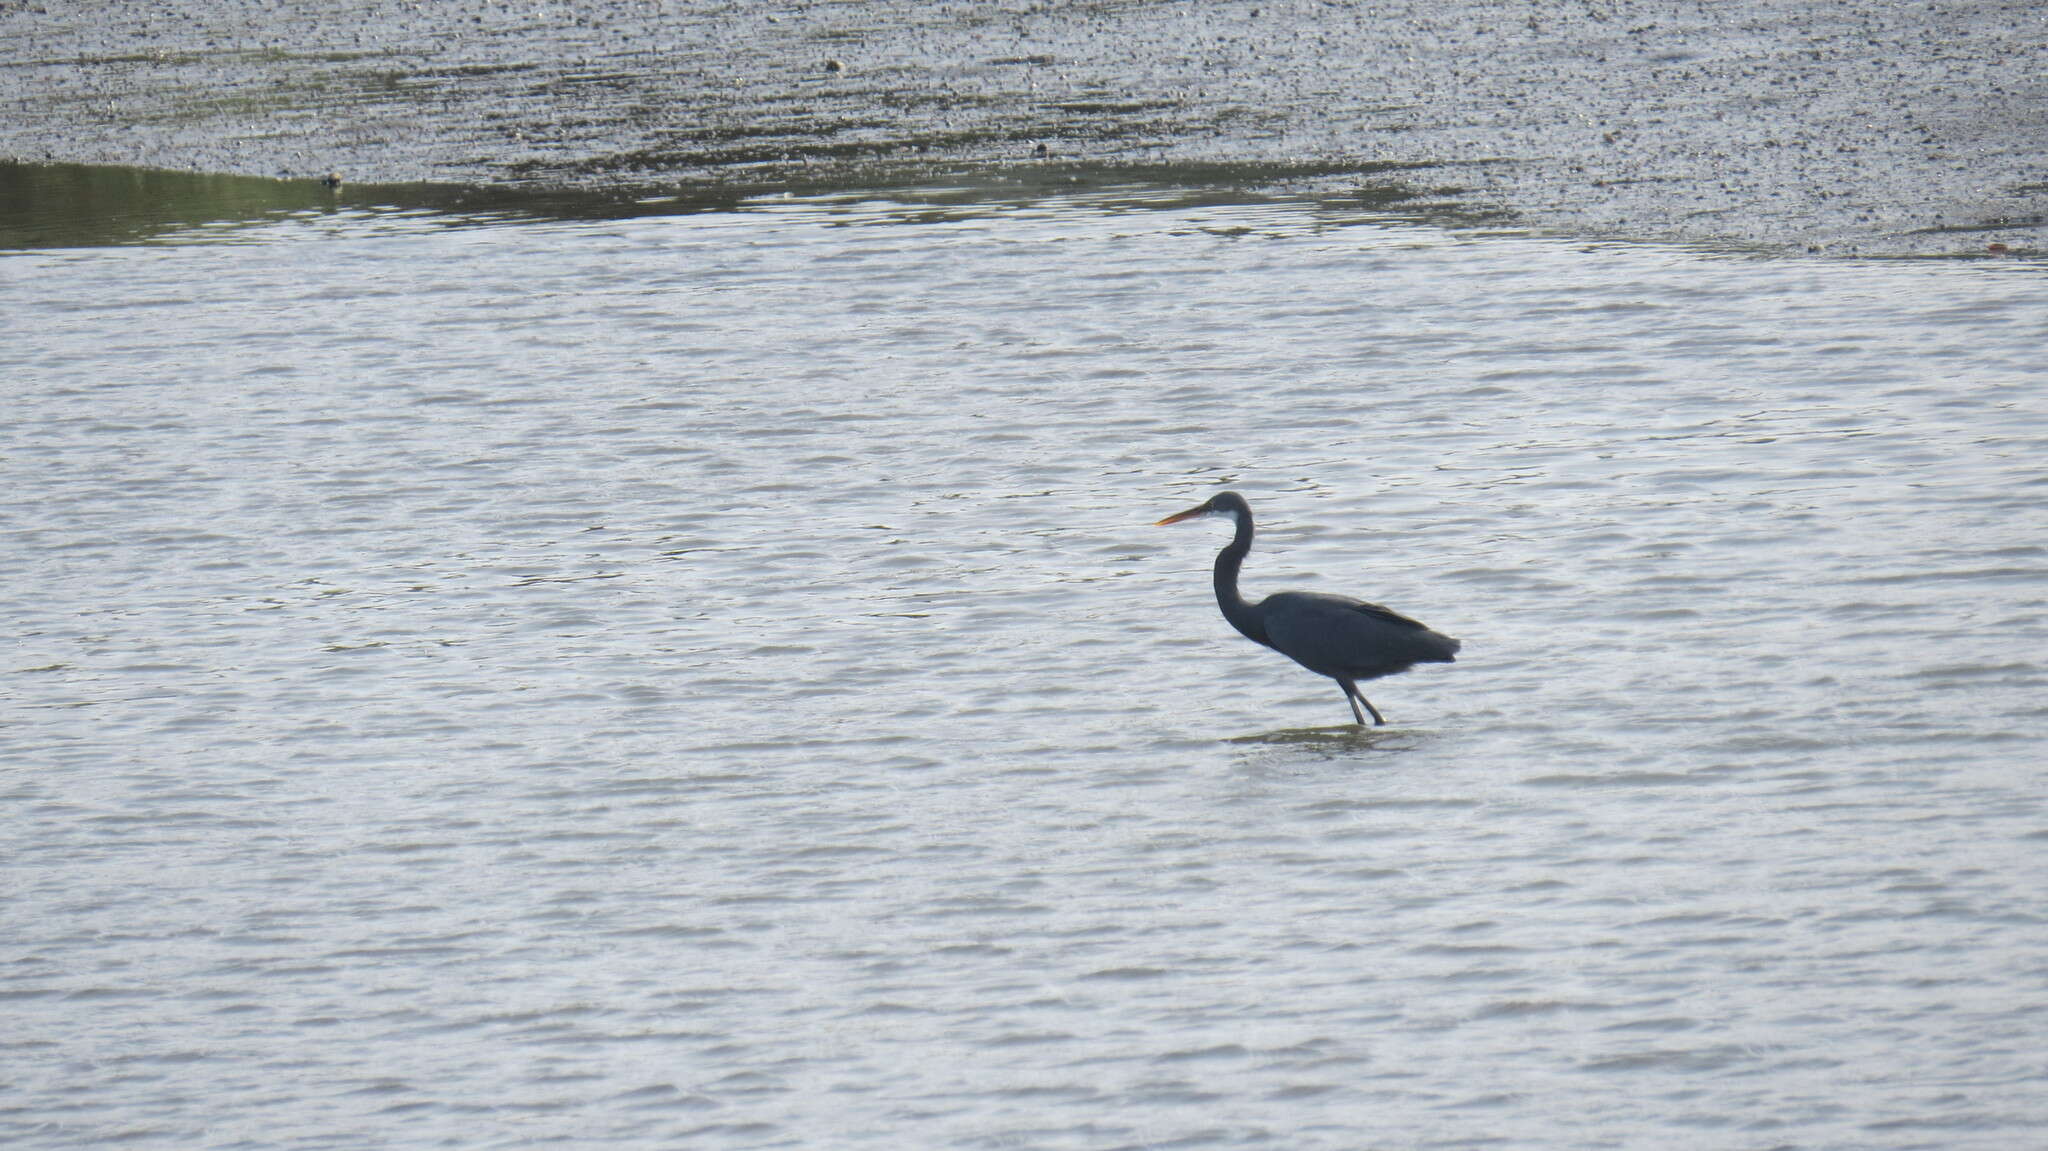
[4,0,2043,254]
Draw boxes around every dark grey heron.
[1156,491,1461,726]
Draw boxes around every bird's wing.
[1346,598,1436,631]
[1272,591,1432,630]
[1261,591,1459,677]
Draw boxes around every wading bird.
[1156,491,1460,726]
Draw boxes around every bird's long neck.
[1214,510,1270,646]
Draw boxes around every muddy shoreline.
[4,1,2044,255]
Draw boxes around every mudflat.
[3,0,2043,254]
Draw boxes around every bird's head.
[1155,490,1251,526]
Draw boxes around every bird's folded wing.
[1347,600,1435,631]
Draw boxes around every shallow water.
[3,184,2046,1149]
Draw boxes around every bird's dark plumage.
[1156,491,1459,725]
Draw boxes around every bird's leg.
[1339,678,1386,726]
[1327,675,1376,720]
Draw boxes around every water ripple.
[3,195,2045,1149]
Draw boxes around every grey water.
[3,182,2046,1150]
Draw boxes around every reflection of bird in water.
[1156,491,1461,726]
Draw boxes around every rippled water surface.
[4,188,2046,1149]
